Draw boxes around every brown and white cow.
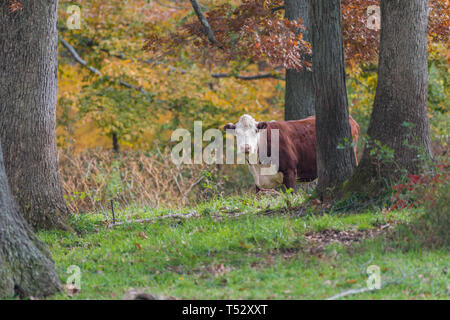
[224,114,359,192]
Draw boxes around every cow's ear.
[256,122,268,130]
[223,123,236,130]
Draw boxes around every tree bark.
[0,141,61,299]
[309,0,356,199]
[345,0,431,195]
[0,0,71,230]
[284,0,315,120]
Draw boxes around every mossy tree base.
[0,143,61,299]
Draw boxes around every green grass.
[38,192,449,300]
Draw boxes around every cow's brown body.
[257,116,359,191]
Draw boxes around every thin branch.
[99,41,281,82]
[169,65,187,74]
[59,37,177,110]
[60,38,102,76]
[271,5,285,13]
[100,47,167,67]
[59,38,151,97]
[182,176,205,201]
[211,72,285,81]
[154,0,190,10]
[348,76,375,95]
[189,0,223,49]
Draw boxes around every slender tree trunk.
[112,132,120,153]
[309,0,356,199]
[0,141,61,299]
[345,0,431,195]
[284,0,315,120]
[0,0,71,230]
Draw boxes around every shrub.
[388,156,449,250]
[389,158,448,210]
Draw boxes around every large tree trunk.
[345,0,431,195]
[0,141,61,299]
[309,0,356,199]
[284,0,315,120]
[0,0,71,230]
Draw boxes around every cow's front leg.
[281,170,297,193]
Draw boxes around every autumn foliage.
[146,0,449,71]
[8,0,22,12]
[145,0,312,72]
[390,158,449,211]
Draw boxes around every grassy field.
[38,192,449,300]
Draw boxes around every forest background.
[56,0,448,212]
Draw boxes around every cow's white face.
[224,114,259,155]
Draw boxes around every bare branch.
[60,38,102,76]
[182,176,205,201]
[189,0,223,49]
[271,5,285,13]
[211,72,285,81]
[59,37,178,110]
[60,38,151,97]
